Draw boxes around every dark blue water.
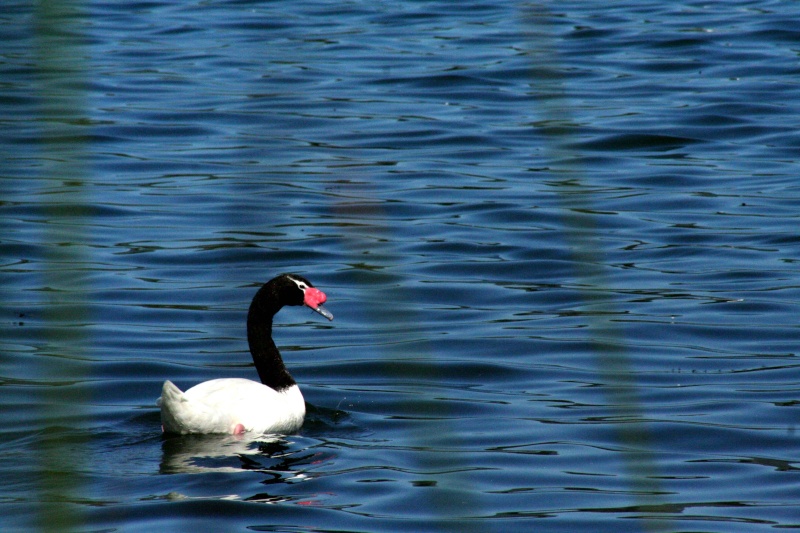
[2,1,800,531]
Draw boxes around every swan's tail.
[157,380,185,406]
[158,380,187,433]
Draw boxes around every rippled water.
[2,1,800,531]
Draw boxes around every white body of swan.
[158,378,306,435]
[157,273,332,436]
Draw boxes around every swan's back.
[158,379,305,435]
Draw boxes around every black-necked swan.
[157,273,333,435]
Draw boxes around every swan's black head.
[270,273,333,320]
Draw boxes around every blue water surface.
[2,1,800,531]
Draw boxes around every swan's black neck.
[246,283,296,392]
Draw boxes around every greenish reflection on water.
[337,197,485,531]
[522,5,669,532]
[34,0,91,530]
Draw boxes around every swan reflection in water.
[156,423,349,504]
[159,431,320,478]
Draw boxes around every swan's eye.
[289,277,309,291]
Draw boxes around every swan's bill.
[312,304,333,321]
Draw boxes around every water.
[2,0,799,531]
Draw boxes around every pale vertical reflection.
[34,0,90,530]
[337,201,483,532]
[522,6,670,532]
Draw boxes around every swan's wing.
[159,380,239,434]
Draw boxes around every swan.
[157,273,333,435]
